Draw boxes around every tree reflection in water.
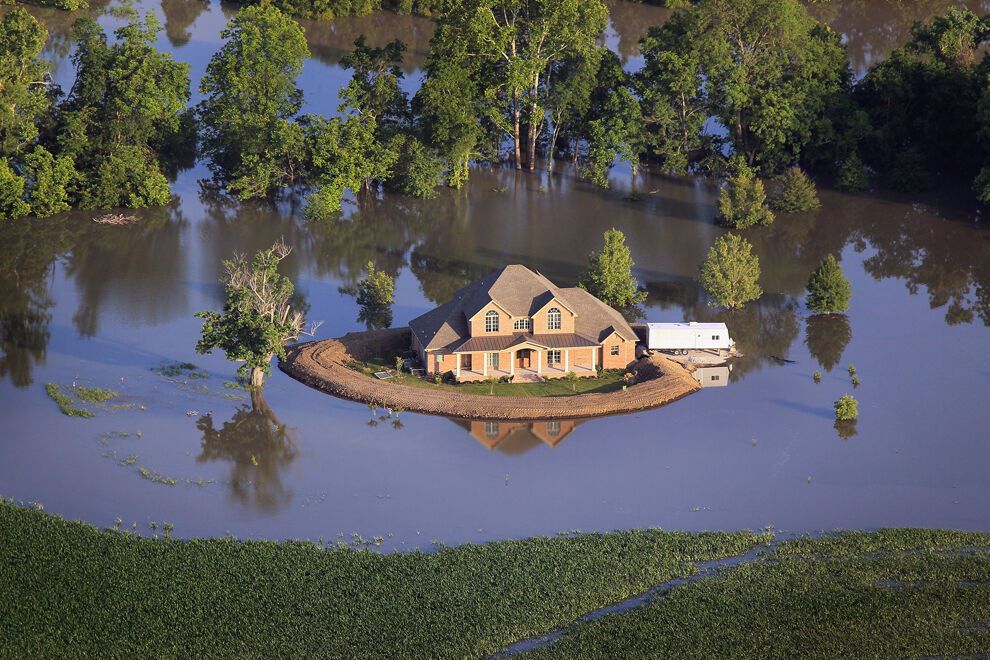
[196,390,298,513]
[805,314,852,373]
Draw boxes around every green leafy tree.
[770,167,820,212]
[834,393,858,421]
[352,261,395,329]
[0,157,30,219]
[544,48,601,173]
[22,146,77,218]
[718,165,774,228]
[578,228,646,309]
[58,14,190,210]
[837,152,870,192]
[698,233,763,309]
[692,0,849,170]
[584,85,645,188]
[387,135,444,199]
[197,5,309,199]
[196,241,316,388]
[422,0,607,172]
[0,8,51,159]
[806,253,851,314]
[636,11,707,174]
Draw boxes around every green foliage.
[578,228,646,309]
[80,146,170,209]
[230,0,381,20]
[0,158,30,220]
[847,363,856,377]
[834,393,858,421]
[584,85,645,187]
[198,4,309,199]
[0,498,771,658]
[813,370,821,383]
[770,167,820,212]
[196,241,308,386]
[353,261,395,329]
[718,167,775,228]
[22,147,76,218]
[0,8,51,158]
[73,386,118,403]
[44,383,94,417]
[528,530,990,658]
[806,253,852,314]
[388,135,444,199]
[837,152,871,191]
[698,233,763,309]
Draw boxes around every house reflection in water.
[693,365,731,388]
[452,419,582,454]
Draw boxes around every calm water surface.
[1,0,989,548]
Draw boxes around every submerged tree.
[197,5,309,200]
[578,228,646,309]
[718,163,775,228]
[196,241,319,387]
[834,393,859,421]
[347,261,394,330]
[698,233,763,309]
[770,167,820,212]
[806,253,852,314]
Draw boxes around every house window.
[712,335,720,341]
[547,421,561,437]
[485,421,499,438]
[485,310,499,333]
[610,345,619,356]
[711,375,720,381]
[486,352,499,369]
[547,349,561,365]
[513,318,530,331]
[547,307,561,330]
[436,352,444,368]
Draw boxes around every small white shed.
[644,322,734,351]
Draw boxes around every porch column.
[456,354,460,378]
[591,347,596,370]
[510,351,515,376]
[537,350,542,374]
[483,353,487,377]
[564,349,569,372]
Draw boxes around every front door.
[462,354,472,371]
[516,349,531,369]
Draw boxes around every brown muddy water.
[1,0,989,548]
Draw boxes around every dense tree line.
[7,0,990,222]
[0,8,190,220]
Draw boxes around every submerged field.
[2,501,990,658]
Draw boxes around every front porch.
[453,344,598,383]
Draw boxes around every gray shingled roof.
[408,265,637,351]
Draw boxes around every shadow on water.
[196,389,299,514]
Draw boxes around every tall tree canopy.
[578,228,647,310]
[418,0,607,174]
[198,4,309,200]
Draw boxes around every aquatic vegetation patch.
[0,500,768,658]
[526,529,990,658]
[73,386,119,403]
[152,361,208,379]
[45,383,94,418]
[137,468,178,487]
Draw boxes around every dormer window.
[513,318,530,331]
[547,307,561,330]
[485,310,500,333]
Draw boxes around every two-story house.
[409,265,638,382]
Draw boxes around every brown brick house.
[409,265,638,382]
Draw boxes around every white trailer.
[644,322,734,353]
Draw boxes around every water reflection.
[196,389,298,513]
[805,315,852,373]
[453,419,582,454]
[63,205,189,336]
[693,366,730,388]
[160,0,208,47]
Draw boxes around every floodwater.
[1,0,989,548]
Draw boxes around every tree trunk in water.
[512,91,522,170]
[250,366,265,388]
[527,100,538,172]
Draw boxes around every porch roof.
[450,332,599,353]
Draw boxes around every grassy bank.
[528,529,990,658]
[0,500,768,658]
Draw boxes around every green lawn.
[0,500,769,658]
[348,356,627,397]
[527,529,990,658]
